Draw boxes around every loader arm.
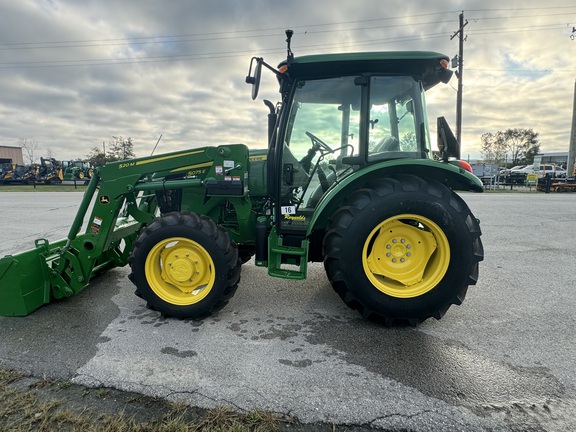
[0,145,249,316]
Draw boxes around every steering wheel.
[305,131,334,153]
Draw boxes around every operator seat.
[374,136,400,152]
[281,143,311,199]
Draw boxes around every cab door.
[275,76,362,235]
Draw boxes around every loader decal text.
[170,162,213,175]
[249,155,267,162]
[118,162,136,169]
[186,168,208,176]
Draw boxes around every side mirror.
[245,57,263,100]
[437,116,461,161]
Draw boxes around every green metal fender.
[306,158,483,235]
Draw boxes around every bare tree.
[481,129,540,166]
[501,128,539,165]
[18,138,41,164]
[480,132,507,165]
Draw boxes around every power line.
[468,12,576,21]
[1,8,575,69]
[0,12,456,50]
[1,7,574,51]
[0,34,456,69]
[0,22,569,69]
[465,6,576,12]
[0,33,461,69]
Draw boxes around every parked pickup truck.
[538,164,566,178]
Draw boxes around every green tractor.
[62,160,94,181]
[0,31,483,326]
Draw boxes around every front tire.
[128,212,240,319]
[323,175,483,326]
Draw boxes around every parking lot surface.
[1,191,575,431]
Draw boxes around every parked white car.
[518,165,535,174]
[499,165,525,176]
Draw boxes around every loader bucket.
[0,239,53,316]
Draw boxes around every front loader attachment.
[0,240,53,316]
[0,170,144,316]
[0,145,242,316]
[0,234,126,316]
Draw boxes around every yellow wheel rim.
[145,237,215,306]
[78,172,85,179]
[362,214,450,298]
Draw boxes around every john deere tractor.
[62,160,93,181]
[0,31,483,326]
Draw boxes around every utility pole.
[568,80,576,177]
[451,11,468,145]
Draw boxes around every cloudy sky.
[1,0,575,162]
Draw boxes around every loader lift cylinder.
[64,172,100,250]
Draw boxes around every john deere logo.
[99,196,110,204]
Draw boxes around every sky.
[1,0,575,163]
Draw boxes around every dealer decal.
[90,216,103,234]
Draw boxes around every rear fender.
[307,158,483,235]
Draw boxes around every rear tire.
[323,175,483,326]
[128,212,240,319]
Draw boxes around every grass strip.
[1,367,374,431]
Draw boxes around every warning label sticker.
[90,216,103,234]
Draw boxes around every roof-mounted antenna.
[285,29,294,67]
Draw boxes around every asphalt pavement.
[0,190,575,431]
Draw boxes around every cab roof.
[279,51,452,89]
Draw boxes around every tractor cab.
[247,46,467,237]
[276,66,437,231]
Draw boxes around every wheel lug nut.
[406,252,411,257]
[392,258,397,263]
